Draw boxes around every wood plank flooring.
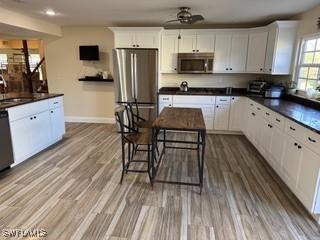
[0,123,319,240]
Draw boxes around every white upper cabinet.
[110,27,162,49]
[229,33,249,72]
[264,21,298,75]
[214,34,232,73]
[161,32,179,73]
[179,30,214,53]
[214,32,248,73]
[246,30,268,73]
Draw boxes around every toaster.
[264,85,285,99]
[247,80,270,95]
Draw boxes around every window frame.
[294,33,320,92]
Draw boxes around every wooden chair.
[114,105,153,184]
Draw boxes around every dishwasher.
[0,110,14,171]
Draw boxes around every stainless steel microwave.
[178,53,214,74]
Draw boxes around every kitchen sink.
[0,98,33,104]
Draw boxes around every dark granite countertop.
[158,87,320,134]
[158,87,247,96]
[248,96,320,134]
[0,93,64,110]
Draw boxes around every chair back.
[114,105,136,136]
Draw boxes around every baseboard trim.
[65,116,115,124]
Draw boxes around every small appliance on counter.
[264,85,285,99]
[179,81,189,92]
[247,80,270,95]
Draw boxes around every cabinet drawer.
[173,103,214,118]
[8,100,49,122]
[173,95,215,104]
[303,129,320,156]
[216,96,230,104]
[49,97,63,109]
[159,95,173,103]
[271,112,285,129]
[285,119,305,143]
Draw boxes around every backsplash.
[159,73,290,89]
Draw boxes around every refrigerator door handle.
[134,53,138,99]
[130,53,135,99]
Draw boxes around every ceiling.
[0,0,318,27]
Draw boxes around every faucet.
[0,74,7,99]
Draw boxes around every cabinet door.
[31,111,51,151]
[214,104,230,130]
[229,34,248,73]
[50,107,66,141]
[264,27,277,73]
[161,35,179,73]
[270,126,285,166]
[196,33,214,52]
[246,31,268,73]
[115,32,135,48]
[135,32,158,48]
[296,147,320,213]
[282,136,303,189]
[179,34,196,53]
[259,119,273,159]
[229,97,244,131]
[214,34,231,73]
[246,111,256,142]
[10,117,33,164]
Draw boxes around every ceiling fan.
[166,7,204,24]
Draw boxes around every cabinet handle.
[192,50,195,52]
[219,99,227,102]
[276,118,281,122]
[216,106,219,108]
[251,112,255,116]
[30,117,33,120]
[308,137,316,143]
[51,111,54,113]
[298,145,302,149]
[226,68,229,71]
[133,45,136,47]
[289,126,296,131]
[269,124,273,128]
[250,104,254,106]
[232,97,235,100]
[265,112,270,116]
[260,68,263,71]
[294,142,298,146]
[230,68,233,71]
[197,50,199,52]
[269,68,272,72]
[257,107,261,110]
[137,44,140,47]
[54,102,59,104]
[34,116,37,119]
[174,68,177,70]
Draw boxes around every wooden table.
[151,107,206,193]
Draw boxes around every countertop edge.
[0,93,64,110]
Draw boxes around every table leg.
[151,128,155,187]
[200,130,206,194]
[197,132,201,193]
[163,129,166,154]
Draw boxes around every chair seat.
[124,131,152,145]
[136,119,153,129]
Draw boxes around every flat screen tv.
[79,45,99,61]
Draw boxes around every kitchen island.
[0,93,65,166]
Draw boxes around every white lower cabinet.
[214,104,230,130]
[50,107,66,141]
[229,97,245,131]
[8,97,65,166]
[269,125,285,169]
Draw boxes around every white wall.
[45,26,115,123]
[160,73,261,88]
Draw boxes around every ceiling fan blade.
[189,15,204,24]
[166,19,180,23]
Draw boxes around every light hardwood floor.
[0,123,319,240]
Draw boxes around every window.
[296,36,320,91]
[29,54,43,80]
[0,54,8,70]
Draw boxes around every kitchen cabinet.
[259,118,273,159]
[158,95,173,114]
[229,96,245,131]
[246,31,268,73]
[161,33,179,73]
[214,33,248,73]
[214,99,230,131]
[264,21,298,74]
[7,97,66,166]
[110,28,162,49]
[296,147,320,213]
[269,125,285,168]
[50,107,66,141]
[179,31,214,53]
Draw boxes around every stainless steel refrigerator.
[113,48,158,120]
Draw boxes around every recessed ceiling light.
[45,9,56,16]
